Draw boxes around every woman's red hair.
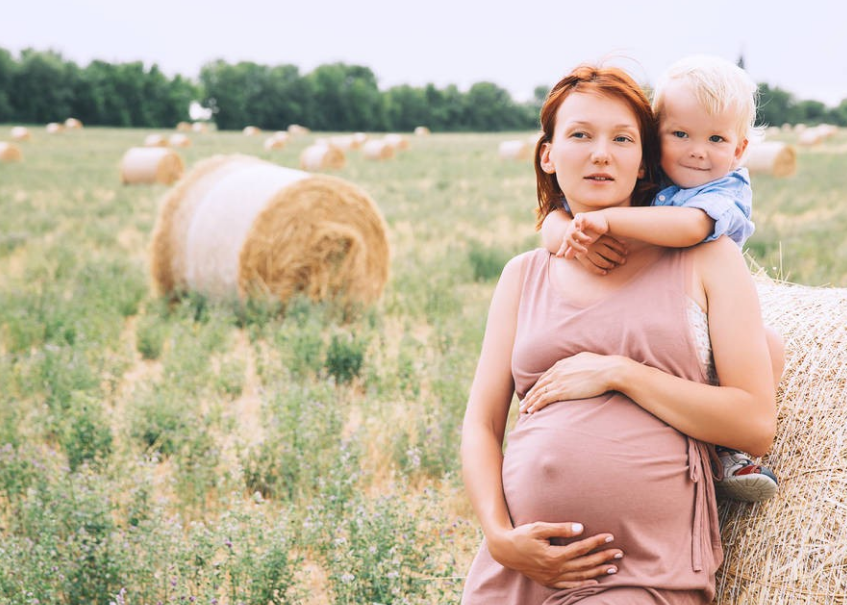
[534,65,660,229]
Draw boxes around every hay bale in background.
[144,134,169,147]
[717,277,847,604]
[300,144,346,171]
[414,126,431,136]
[11,126,30,141]
[744,142,797,177]
[192,122,209,133]
[264,132,289,150]
[176,121,192,132]
[120,147,184,185]
[384,133,409,151]
[499,140,533,161]
[169,133,191,148]
[46,122,64,134]
[361,140,395,160]
[64,118,83,130]
[0,142,23,162]
[288,124,310,136]
[243,126,261,136]
[150,155,389,306]
[352,132,369,147]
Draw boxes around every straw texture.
[150,155,389,307]
[46,122,64,134]
[362,140,395,160]
[168,133,191,148]
[64,118,83,130]
[716,275,847,604]
[0,142,23,162]
[744,142,797,177]
[144,134,169,147]
[499,140,533,161]
[120,147,184,185]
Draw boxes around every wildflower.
[340,572,355,583]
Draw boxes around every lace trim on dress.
[687,298,718,385]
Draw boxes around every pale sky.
[5,0,847,107]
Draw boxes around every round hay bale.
[287,124,310,136]
[361,139,395,160]
[744,142,797,177]
[243,126,261,136]
[326,135,355,150]
[11,126,30,141]
[149,155,389,307]
[120,147,184,186]
[144,134,169,147]
[0,142,23,162]
[263,133,288,150]
[716,277,847,604]
[176,121,192,132]
[64,117,83,130]
[499,139,533,161]
[168,133,191,148]
[300,144,346,171]
[798,127,826,146]
[150,155,262,296]
[192,122,209,133]
[46,122,64,134]
[384,133,409,151]
[414,126,431,136]
[352,132,369,147]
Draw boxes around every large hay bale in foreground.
[120,147,184,185]
[744,142,797,177]
[11,126,30,141]
[149,155,389,307]
[0,142,23,162]
[300,144,345,171]
[716,277,847,604]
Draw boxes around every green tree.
[757,83,800,127]
[10,48,78,123]
[0,48,16,121]
[305,63,385,131]
[462,81,534,131]
[384,84,430,131]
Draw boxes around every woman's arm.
[522,238,776,456]
[462,253,623,587]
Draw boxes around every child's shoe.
[714,446,778,503]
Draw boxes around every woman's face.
[540,92,644,214]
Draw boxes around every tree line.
[1,47,845,132]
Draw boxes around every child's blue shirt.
[653,167,754,247]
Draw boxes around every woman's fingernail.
[571,523,583,533]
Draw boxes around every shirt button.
[658,195,666,201]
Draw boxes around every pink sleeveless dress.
[461,248,722,605]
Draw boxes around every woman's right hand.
[487,521,623,589]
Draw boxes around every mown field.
[0,124,845,605]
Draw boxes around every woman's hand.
[488,521,623,589]
[520,352,622,414]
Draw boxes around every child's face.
[658,81,748,189]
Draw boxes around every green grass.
[1,123,846,604]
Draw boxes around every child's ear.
[734,138,749,162]
[539,142,556,174]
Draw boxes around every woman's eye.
[570,131,587,139]
[709,135,725,143]
[672,131,688,139]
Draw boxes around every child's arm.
[541,208,628,274]
[564,206,714,257]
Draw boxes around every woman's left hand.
[520,352,620,414]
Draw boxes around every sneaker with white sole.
[714,446,778,503]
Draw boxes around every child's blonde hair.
[652,54,760,142]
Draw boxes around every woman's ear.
[539,142,556,174]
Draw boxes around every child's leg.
[716,326,783,502]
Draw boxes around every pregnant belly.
[503,393,693,546]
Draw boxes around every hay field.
[0,124,846,604]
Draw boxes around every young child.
[541,54,783,503]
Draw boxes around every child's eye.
[614,135,633,143]
[709,135,725,143]
[672,131,688,139]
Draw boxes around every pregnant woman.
[460,64,775,605]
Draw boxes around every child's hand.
[572,235,628,275]
[560,212,610,258]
